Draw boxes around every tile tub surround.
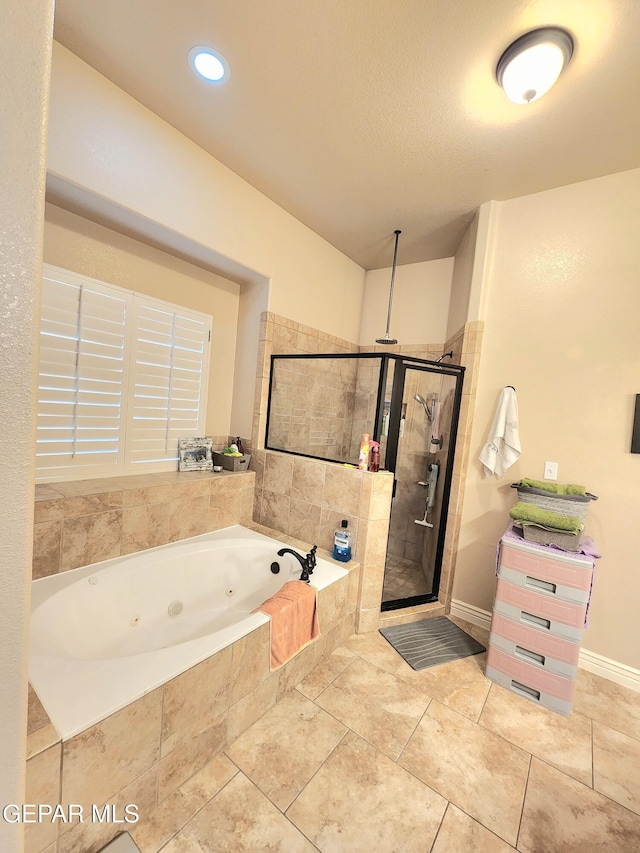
[25,521,360,853]
[32,468,255,579]
[253,450,393,633]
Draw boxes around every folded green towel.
[509,501,582,534]
[519,478,586,497]
[564,484,587,496]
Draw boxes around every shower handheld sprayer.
[414,393,436,421]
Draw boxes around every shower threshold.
[378,600,446,630]
[381,592,439,612]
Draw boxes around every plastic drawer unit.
[498,540,593,604]
[488,612,579,678]
[486,533,595,714]
[485,646,575,715]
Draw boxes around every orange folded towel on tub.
[255,580,320,670]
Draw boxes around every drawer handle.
[526,576,557,594]
[520,611,551,630]
[511,680,541,702]
[515,645,546,667]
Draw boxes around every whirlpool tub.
[29,524,348,739]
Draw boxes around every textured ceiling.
[53,0,640,270]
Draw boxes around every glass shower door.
[381,362,462,609]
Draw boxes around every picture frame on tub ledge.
[178,437,213,472]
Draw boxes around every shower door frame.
[380,357,465,611]
[264,352,387,466]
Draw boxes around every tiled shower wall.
[267,356,359,461]
[348,356,383,462]
[252,449,393,634]
[252,312,359,455]
[253,313,483,624]
[386,365,443,567]
[253,313,395,633]
[358,343,448,572]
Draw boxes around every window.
[36,265,212,482]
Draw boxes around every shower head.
[435,351,453,363]
[376,333,398,345]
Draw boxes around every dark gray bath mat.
[379,617,485,671]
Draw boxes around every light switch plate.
[544,461,558,480]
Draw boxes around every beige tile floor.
[382,554,431,602]
[130,618,640,852]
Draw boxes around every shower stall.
[265,352,465,610]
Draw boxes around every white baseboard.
[450,599,640,694]
[578,648,640,693]
[449,599,492,631]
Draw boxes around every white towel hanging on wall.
[479,386,521,478]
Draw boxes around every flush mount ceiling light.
[496,27,574,104]
[188,46,229,83]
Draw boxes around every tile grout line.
[427,800,450,853]
[585,714,640,747]
[515,752,533,851]
[283,727,350,825]
[295,650,354,702]
[396,697,432,767]
[591,717,595,791]
[534,754,640,821]
[154,765,241,853]
[476,675,493,721]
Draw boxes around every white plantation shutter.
[37,271,128,478]
[36,266,211,482]
[126,299,211,467]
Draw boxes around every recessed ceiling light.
[188,46,229,83]
[496,27,574,104]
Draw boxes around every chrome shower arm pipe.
[383,229,401,340]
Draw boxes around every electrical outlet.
[544,461,558,480]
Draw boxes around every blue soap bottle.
[332,519,351,562]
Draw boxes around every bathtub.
[29,524,348,740]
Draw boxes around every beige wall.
[47,43,366,344]
[359,258,454,346]
[43,203,241,436]
[447,214,478,340]
[231,279,270,438]
[453,168,640,670]
[0,0,54,845]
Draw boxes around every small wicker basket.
[511,485,598,523]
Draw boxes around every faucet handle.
[307,545,317,572]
